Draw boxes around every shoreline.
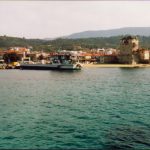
[82,64,150,68]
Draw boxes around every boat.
[20,62,82,70]
[20,51,83,70]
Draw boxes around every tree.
[3,52,19,63]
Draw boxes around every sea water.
[0,68,149,149]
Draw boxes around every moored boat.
[20,62,82,70]
[20,51,82,70]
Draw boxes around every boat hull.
[20,63,82,70]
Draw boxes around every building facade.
[118,36,139,64]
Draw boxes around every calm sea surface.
[0,68,150,149]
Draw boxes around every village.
[0,36,150,69]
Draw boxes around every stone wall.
[118,36,140,64]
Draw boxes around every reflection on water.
[105,125,150,150]
[0,68,150,149]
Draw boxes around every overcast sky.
[0,1,150,39]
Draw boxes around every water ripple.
[0,69,150,149]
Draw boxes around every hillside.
[1,35,150,51]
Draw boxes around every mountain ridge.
[62,27,150,39]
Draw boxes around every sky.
[0,1,150,39]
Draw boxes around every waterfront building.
[118,36,139,64]
[139,49,150,63]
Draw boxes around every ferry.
[20,62,82,70]
[20,51,83,70]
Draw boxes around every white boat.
[20,51,83,70]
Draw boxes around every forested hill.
[1,35,150,51]
[0,36,45,49]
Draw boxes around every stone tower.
[118,36,139,64]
